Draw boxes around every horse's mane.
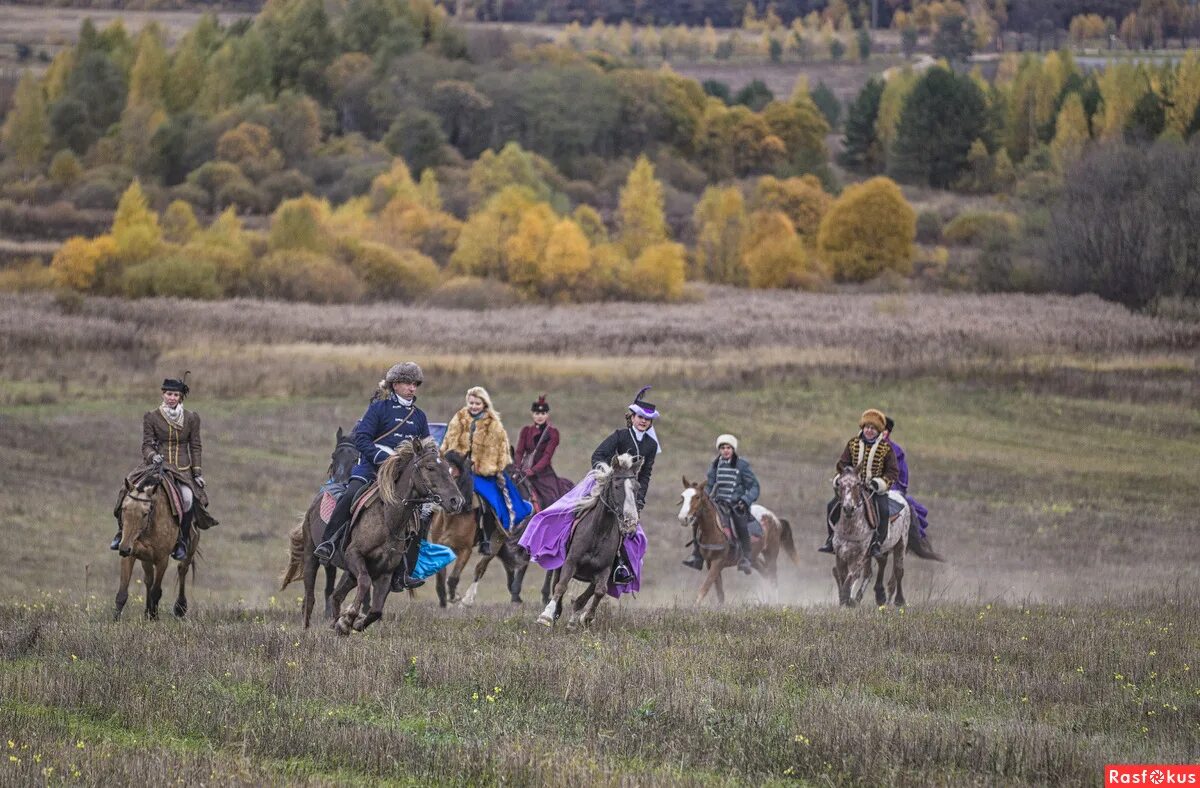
[573,454,636,518]
[378,437,438,506]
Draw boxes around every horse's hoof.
[334,618,352,636]
[535,614,554,628]
[173,600,188,618]
[875,592,887,606]
[510,596,523,605]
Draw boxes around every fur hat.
[466,386,497,416]
[531,394,550,413]
[860,409,886,432]
[380,362,423,389]
[715,434,738,451]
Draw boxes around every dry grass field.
[0,287,1197,784]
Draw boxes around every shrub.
[341,240,440,300]
[260,169,316,210]
[251,251,364,303]
[817,176,915,282]
[425,275,522,309]
[70,180,121,210]
[269,195,332,253]
[0,260,56,292]
[49,234,119,291]
[214,180,266,213]
[915,210,943,244]
[631,242,686,301]
[161,200,200,244]
[120,255,223,299]
[941,211,1020,245]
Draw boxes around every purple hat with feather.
[628,386,660,420]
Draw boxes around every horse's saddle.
[120,466,218,530]
[715,503,763,542]
[865,491,910,530]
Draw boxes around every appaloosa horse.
[432,451,532,607]
[114,466,199,621]
[537,455,642,628]
[279,427,358,628]
[324,438,464,634]
[830,466,919,607]
[677,478,798,605]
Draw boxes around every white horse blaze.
[678,488,696,522]
[623,479,638,524]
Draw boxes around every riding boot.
[681,535,704,571]
[477,513,494,557]
[172,509,193,561]
[733,517,753,574]
[819,499,838,553]
[611,545,634,586]
[315,479,363,562]
[869,494,888,558]
[392,533,425,592]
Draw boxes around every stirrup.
[682,555,705,571]
[171,542,188,561]
[314,540,336,561]
[612,564,634,585]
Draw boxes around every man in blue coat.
[683,433,760,575]
[314,362,430,590]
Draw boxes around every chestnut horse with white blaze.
[677,478,797,604]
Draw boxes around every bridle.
[123,482,158,540]
[836,472,866,518]
[598,469,638,532]
[395,449,446,508]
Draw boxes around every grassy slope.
[0,290,1197,784]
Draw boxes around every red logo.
[1107,766,1200,786]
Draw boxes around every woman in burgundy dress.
[513,395,572,511]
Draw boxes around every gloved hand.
[733,499,749,514]
[870,477,888,494]
[151,453,164,464]
[194,475,205,488]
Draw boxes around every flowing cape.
[518,473,646,598]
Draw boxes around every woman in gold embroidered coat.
[820,408,898,557]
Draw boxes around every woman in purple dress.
[883,416,930,538]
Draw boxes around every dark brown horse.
[431,451,533,607]
[327,438,464,635]
[676,478,798,605]
[280,427,359,628]
[536,455,642,628]
[114,468,199,621]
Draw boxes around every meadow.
[0,288,1197,784]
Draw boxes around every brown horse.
[677,478,798,605]
[279,427,359,628]
[114,470,198,621]
[326,438,464,635]
[536,455,641,628]
[830,466,913,607]
[431,451,533,607]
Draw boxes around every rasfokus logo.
[1106,766,1200,786]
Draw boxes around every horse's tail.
[280,519,307,590]
[906,520,944,562]
[778,517,799,565]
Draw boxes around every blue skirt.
[473,472,532,530]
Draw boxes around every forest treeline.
[0,0,1197,309]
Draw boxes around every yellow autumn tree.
[540,218,593,300]
[875,67,918,157]
[505,203,557,294]
[1,70,46,171]
[692,185,747,284]
[1167,51,1200,137]
[269,195,332,253]
[1051,93,1090,171]
[50,235,119,291]
[161,200,200,244]
[817,176,915,282]
[750,175,832,239]
[450,186,539,279]
[631,242,686,301]
[112,181,162,264]
[618,156,668,260]
[741,211,822,289]
[1097,62,1142,140]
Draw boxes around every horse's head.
[119,478,159,557]
[677,476,705,528]
[406,438,466,514]
[328,426,357,484]
[835,467,864,516]
[608,454,643,533]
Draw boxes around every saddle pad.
[319,491,338,525]
[887,491,908,520]
[716,505,763,538]
[722,527,762,543]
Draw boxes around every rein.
[596,472,637,535]
[692,488,732,552]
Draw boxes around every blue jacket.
[349,395,431,482]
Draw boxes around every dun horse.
[830,466,941,607]
[325,438,463,635]
[537,455,641,628]
[114,468,198,620]
[677,478,798,604]
[279,428,358,628]
[432,451,532,607]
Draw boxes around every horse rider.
[513,394,569,510]
[591,386,659,585]
[683,434,760,575]
[442,386,531,556]
[314,362,429,591]
[111,376,214,561]
[882,416,930,540]
[819,408,898,558]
